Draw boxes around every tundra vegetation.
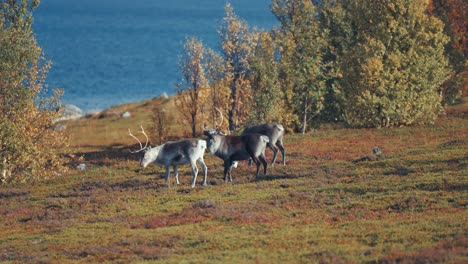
[0,0,467,262]
[0,97,466,262]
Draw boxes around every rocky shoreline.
[56,104,133,122]
[55,104,86,121]
[57,92,169,122]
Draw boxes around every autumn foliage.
[0,0,69,183]
[428,0,468,102]
[176,0,462,131]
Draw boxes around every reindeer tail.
[275,124,284,131]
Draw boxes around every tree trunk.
[228,108,235,132]
[191,113,196,137]
[302,97,308,134]
[1,157,7,183]
[229,86,237,132]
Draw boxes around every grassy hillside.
[0,97,466,263]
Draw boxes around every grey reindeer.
[241,123,286,166]
[128,126,208,188]
[203,128,269,183]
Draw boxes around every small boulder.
[121,111,131,118]
[373,147,383,160]
[76,163,87,170]
[160,92,169,99]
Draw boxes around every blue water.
[33,0,278,111]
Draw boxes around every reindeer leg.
[228,164,233,182]
[259,153,268,176]
[164,165,171,187]
[246,148,261,180]
[269,143,279,166]
[225,159,235,182]
[223,161,230,182]
[276,140,286,165]
[190,161,198,188]
[198,158,208,186]
[253,157,262,180]
[173,165,179,185]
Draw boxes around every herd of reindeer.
[128,121,286,188]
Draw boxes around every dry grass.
[0,96,467,263]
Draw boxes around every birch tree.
[176,36,209,137]
[218,3,257,131]
[429,0,467,104]
[204,48,230,132]
[337,0,452,127]
[272,0,331,133]
[0,0,69,183]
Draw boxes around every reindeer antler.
[215,107,224,129]
[214,107,231,135]
[128,125,149,153]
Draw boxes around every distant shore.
[58,92,170,121]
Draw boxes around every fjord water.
[33,0,277,111]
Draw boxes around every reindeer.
[241,123,286,166]
[203,128,269,182]
[128,126,208,188]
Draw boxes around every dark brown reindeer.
[241,123,286,166]
[203,128,269,182]
[128,126,208,188]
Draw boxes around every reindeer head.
[140,146,160,168]
[203,128,225,155]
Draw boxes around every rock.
[373,147,384,160]
[121,111,131,118]
[84,109,102,118]
[160,92,169,99]
[56,104,84,121]
[76,163,86,170]
[98,110,120,119]
[373,146,382,156]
